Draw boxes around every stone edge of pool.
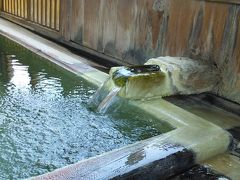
[0,18,233,179]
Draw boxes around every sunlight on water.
[0,35,173,179]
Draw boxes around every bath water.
[0,35,172,179]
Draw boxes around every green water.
[0,35,172,179]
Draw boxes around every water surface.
[0,36,172,179]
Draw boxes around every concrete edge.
[32,98,232,179]
[32,113,231,179]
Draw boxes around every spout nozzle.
[112,65,161,87]
[128,65,160,74]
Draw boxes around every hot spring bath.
[0,35,173,179]
[0,19,233,179]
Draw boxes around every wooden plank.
[17,0,20,16]
[11,0,14,15]
[5,0,7,12]
[8,0,10,13]
[38,0,41,24]
[204,0,240,4]
[44,0,48,25]
[34,0,37,22]
[46,0,50,27]
[8,0,10,12]
[0,0,4,11]
[3,0,5,12]
[13,0,16,15]
[20,0,24,18]
[165,0,200,56]
[1,0,3,11]
[7,0,9,12]
[42,0,46,25]
[51,0,55,29]
[95,0,105,52]
[214,4,240,102]
[55,0,60,30]
[16,0,18,15]
[233,8,240,74]
[6,0,12,13]
[19,0,21,16]
[101,0,118,57]
[30,0,34,21]
[15,0,17,15]
[115,0,137,63]
[133,0,156,64]
[26,0,29,19]
[194,2,228,61]
[70,0,84,43]
[60,0,71,41]
[6,0,8,12]
[10,0,12,14]
[19,0,21,17]
[83,0,100,50]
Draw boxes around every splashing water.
[97,87,120,113]
[88,78,122,114]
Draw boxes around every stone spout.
[101,57,219,100]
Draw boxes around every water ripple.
[0,37,172,179]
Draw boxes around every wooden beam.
[201,0,240,5]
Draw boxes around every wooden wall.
[68,0,240,103]
[0,0,240,103]
[1,0,60,31]
[68,0,240,65]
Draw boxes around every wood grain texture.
[82,0,100,50]
[1,0,240,103]
[0,0,2,11]
[101,0,118,56]
[115,0,137,62]
[204,0,240,4]
[70,0,84,43]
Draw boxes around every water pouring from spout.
[89,65,161,114]
[97,87,120,114]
